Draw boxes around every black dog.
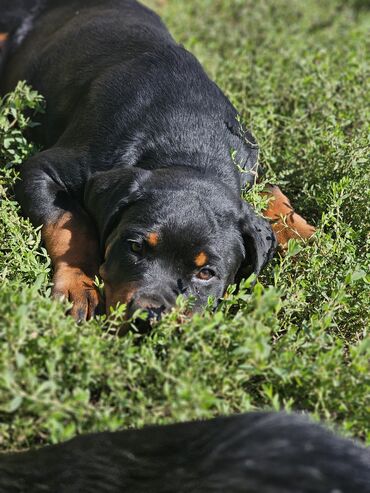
[1,412,369,492]
[0,0,316,322]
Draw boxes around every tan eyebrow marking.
[147,232,159,247]
[0,33,8,46]
[195,251,208,267]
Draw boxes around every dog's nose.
[121,283,188,334]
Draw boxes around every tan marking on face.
[105,282,139,313]
[195,251,208,267]
[262,185,315,248]
[147,232,159,247]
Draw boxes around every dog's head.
[85,167,276,322]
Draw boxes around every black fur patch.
[0,412,369,492]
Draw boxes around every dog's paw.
[52,266,101,322]
[272,210,316,247]
[263,185,316,248]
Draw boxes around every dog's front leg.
[42,211,101,321]
[16,149,102,321]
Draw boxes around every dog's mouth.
[114,300,166,336]
[146,305,166,321]
[132,300,165,324]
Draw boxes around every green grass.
[0,0,369,450]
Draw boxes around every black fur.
[0,1,39,33]
[0,412,369,492]
[0,0,276,316]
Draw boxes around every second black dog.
[1,411,369,492]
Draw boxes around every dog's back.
[1,412,369,493]
[0,0,172,103]
[1,0,258,190]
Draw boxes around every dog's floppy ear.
[236,200,277,281]
[227,118,260,188]
[241,127,259,181]
[84,168,151,247]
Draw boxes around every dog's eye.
[196,268,215,281]
[129,241,143,254]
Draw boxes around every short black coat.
[0,0,276,316]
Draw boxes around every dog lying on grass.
[0,0,314,323]
[0,412,369,492]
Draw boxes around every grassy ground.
[0,0,369,450]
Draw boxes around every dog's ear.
[242,127,259,177]
[84,168,151,246]
[228,119,260,188]
[236,201,277,281]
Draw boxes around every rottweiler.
[1,411,369,492]
[0,0,315,322]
